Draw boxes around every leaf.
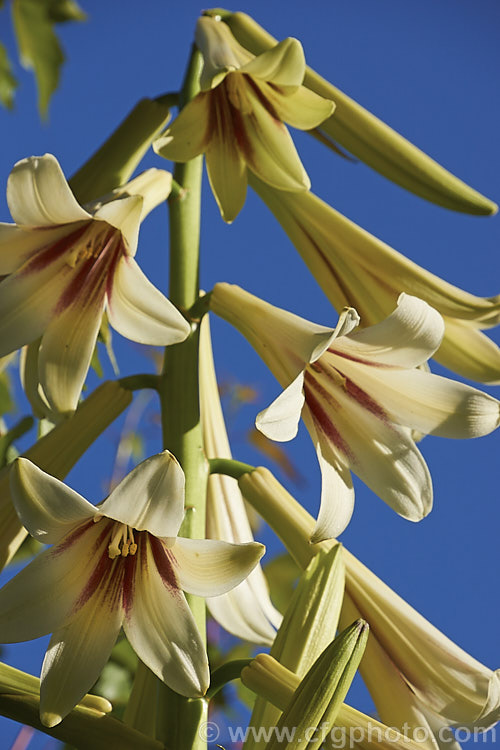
[47,0,86,23]
[12,0,64,117]
[0,44,18,109]
[11,0,85,118]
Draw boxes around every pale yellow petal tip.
[41,711,63,728]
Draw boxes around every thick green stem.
[156,45,208,750]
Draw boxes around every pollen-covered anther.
[108,522,137,559]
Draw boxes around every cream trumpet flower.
[0,154,191,415]
[0,454,264,727]
[238,469,500,750]
[200,316,282,644]
[251,178,500,384]
[339,548,500,745]
[153,16,334,223]
[210,283,500,541]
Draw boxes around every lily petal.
[100,451,185,538]
[0,523,102,642]
[171,537,265,597]
[107,256,191,345]
[240,37,305,87]
[195,16,252,90]
[7,155,91,227]
[38,283,106,415]
[0,251,78,359]
[123,537,209,697]
[256,372,305,441]
[0,223,72,274]
[93,194,143,256]
[304,372,433,529]
[305,416,355,542]
[340,294,445,368]
[205,108,248,222]
[241,87,310,192]
[40,583,123,727]
[260,82,335,130]
[153,94,212,162]
[10,458,96,544]
[437,317,500,385]
[339,361,500,439]
[210,283,337,384]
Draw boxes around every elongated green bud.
[0,662,112,715]
[0,381,132,569]
[242,620,368,750]
[247,544,344,745]
[218,10,497,215]
[0,691,164,750]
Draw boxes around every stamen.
[107,522,138,559]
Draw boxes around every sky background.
[0,0,499,747]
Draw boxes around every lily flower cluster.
[0,8,499,750]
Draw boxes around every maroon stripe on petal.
[122,543,139,615]
[343,376,389,422]
[245,76,281,121]
[148,534,179,591]
[330,348,392,369]
[304,372,352,460]
[18,224,89,277]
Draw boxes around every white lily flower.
[211,283,500,540]
[251,178,500,384]
[154,16,334,222]
[0,154,191,415]
[340,547,500,744]
[0,454,264,727]
[200,316,282,644]
[238,468,500,749]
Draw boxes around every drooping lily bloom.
[340,547,500,744]
[0,454,264,727]
[199,316,282,644]
[251,178,500,384]
[238,467,500,748]
[153,16,334,222]
[0,154,191,415]
[211,283,500,540]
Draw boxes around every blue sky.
[0,0,499,747]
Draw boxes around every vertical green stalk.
[156,45,208,750]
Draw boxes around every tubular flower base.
[251,178,500,384]
[199,316,282,644]
[238,468,500,749]
[154,16,334,222]
[0,454,264,727]
[341,549,500,742]
[0,154,191,415]
[211,284,500,540]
